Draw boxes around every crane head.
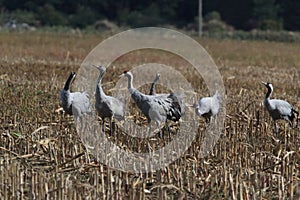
[261,81,273,92]
[63,72,76,90]
[92,65,106,72]
[69,71,76,81]
[119,70,128,77]
[155,73,160,80]
[120,70,130,76]
[261,81,272,87]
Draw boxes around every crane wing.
[154,96,181,122]
[271,99,293,116]
[105,96,125,120]
[71,92,91,117]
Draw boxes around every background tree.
[252,0,282,30]
[279,0,300,30]
[0,0,299,31]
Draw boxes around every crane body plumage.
[122,71,182,137]
[149,73,185,117]
[262,82,298,135]
[60,72,91,121]
[193,91,221,123]
[95,66,124,134]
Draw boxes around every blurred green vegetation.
[0,0,299,31]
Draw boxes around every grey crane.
[149,73,186,116]
[190,91,221,123]
[95,66,125,135]
[149,73,160,95]
[121,70,182,137]
[262,82,298,136]
[60,72,91,122]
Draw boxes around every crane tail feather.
[288,108,299,128]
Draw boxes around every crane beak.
[71,71,76,78]
[92,64,106,71]
[261,81,267,86]
[92,65,101,70]
[119,73,124,78]
[92,64,101,70]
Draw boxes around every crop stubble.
[0,32,300,199]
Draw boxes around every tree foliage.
[0,0,299,31]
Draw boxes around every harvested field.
[1,31,300,199]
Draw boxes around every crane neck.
[149,76,160,95]
[265,86,272,99]
[96,72,105,96]
[64,74,74,91]
[97,72,103,86]
[127,74,134,91]
[60,89,72,115]
[149,82,156,95]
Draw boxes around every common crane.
[121,70,182,137]
[190,91,221,123]
[149,73,185,116]
[95,66,124,135]
[262,82,298,136]
[60,72,91,122]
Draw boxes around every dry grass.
[1,31,300,199]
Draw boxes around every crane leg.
[74,117,79,130]
[76,116,85,133]
[164,120,171,139]
[288,120,293,128]
[296,110,299,128]
[148,124,152,136]
[205,117,209,124]
[80,117,84,132]
[274,121,278,137]
[165,120,170,133]
[157,121,163,138]
[110,117,113,136]
[102,118,105,134]
[147,119,153,137]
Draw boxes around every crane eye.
[123,70,128,73]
